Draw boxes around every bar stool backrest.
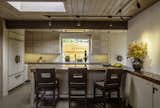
[68,68,87,83]
[104,68,123,86]
[34,69,56,87]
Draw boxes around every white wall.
[108,31,127,65]
[128,1,160,74]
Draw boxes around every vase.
[132,58,143,72]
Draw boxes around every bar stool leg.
[69,88,71,108]
[53,90,55,108]
[35,93,39,108]
[93,85,96,102]
[103,91,106,108]
[58,85,60,100]
[117,89,120,104]
[85,89,87,108]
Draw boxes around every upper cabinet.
[25,31,60,54]
[91,32,108,54]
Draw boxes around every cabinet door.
[153,84,160,108]
[8,39,18,76]
[16,41,24,73]
[128,75,153,108]
[25,31,60,54]
[92,34,108,54]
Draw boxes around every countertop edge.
[125,70,160,85]
[26,62,107,65]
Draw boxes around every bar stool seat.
[95,81,120,90]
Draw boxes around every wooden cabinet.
[7,30,25,90]
[125,74,153,108]
[131,75,153,108]
[91,32,108,54]
[8,72,24,90]
[125,74,160,108]
[25,31,60,54]
[8,36,24,76]
[153,84,160,108]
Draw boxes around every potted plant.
[128,41,147,72]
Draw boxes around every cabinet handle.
[153,87,158,94]
[15,74,21,79]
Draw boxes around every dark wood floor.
[0,82,128,108]
[40,98,128,108]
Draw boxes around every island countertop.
[28,64,116,72]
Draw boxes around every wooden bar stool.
[68,68,88,108]
[34,69,60,108]
[93,68,123,108]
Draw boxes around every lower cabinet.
[153,84,160,108]
[125,74,159,108]
[131,76,153,108]
[8,72,24,90]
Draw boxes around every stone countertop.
[26,62,108,65]
[125,70,160,85]
[28,64,118,72]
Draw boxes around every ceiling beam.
[5,20,128,29]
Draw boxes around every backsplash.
[25,53,60,63]
[25,53,108,63]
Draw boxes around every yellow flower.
[128,41,147,59]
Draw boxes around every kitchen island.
[28,63,111,97]
[28,63,113,106]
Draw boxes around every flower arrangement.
[128,41,147,71]
[128,41,147,60]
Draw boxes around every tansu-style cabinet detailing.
[25,31,60,54]
[8,30,25,90]
[91,32,108,54]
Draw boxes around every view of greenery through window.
[62,38,89,62]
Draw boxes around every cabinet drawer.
[8,72,24,90]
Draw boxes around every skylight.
[7,1,66,12]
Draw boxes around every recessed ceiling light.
[7,1,66,12]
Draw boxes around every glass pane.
[62,38,89,62]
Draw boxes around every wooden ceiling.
[0,0,159,21]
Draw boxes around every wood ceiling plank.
[83,0,91,15]
[77,0,84,15]
[102,0,116,15]
[71,0,76,14]
[65,0,72,14]
[121,0,137,16]
[97,0,111,15]
[112,0,130,15]
[88,0,98,15]
[71,0,84,15]
[92,0,106,16]
[108,0,123,15]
